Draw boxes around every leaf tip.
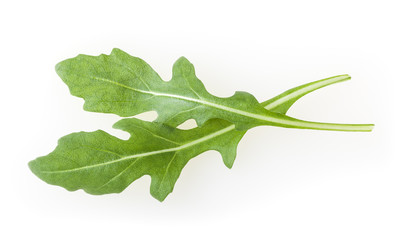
[219,151,237,169]
[54,59,66,77]
[155,196,166,202]
[224,161,234,169]
[111,48,125,55]
[28,158,41,179]
[177,56,190,61]
[27,159,35,172]
[151,190,170,202]
[173,56,193,68]
[112,118,132,131]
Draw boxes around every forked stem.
[261,74,374,132]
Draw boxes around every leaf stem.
[260,75,374,132]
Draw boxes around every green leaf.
[30,118,244,201]
[29,75,367,201]
[56,48,373,132]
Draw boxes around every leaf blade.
[29,118,244,201]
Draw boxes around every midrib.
[93,76,371,131]
[93,77,291,126]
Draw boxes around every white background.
[1,0,404,239]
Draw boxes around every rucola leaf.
[56,48,373,132]
[29,75,365,201]
[29,118,244,201]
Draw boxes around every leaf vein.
[96,157,144,190]
[157,152,177,192]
